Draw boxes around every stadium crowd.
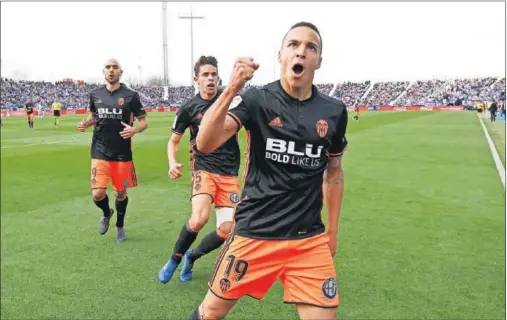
[1,77,504,110]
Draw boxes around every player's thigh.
[208,235,284,301]
[214,175,240,226]
[214,175,240,207]
[191,171,217,201]
[111,161,138,193]
[91,159,112,191]
[200,289,238,320]
[189,171,216,225]
[190,194,213,227]
[296,304,337,320]
[281,233,339,308]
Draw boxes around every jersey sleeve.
[226,88,257,131]
[131,93,147,119]
[171,105,191,135]
[327,104,348,157]
[88,94,96,113]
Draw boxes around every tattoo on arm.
[324,156,344,185]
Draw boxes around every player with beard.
[77,58,148,243]
[188,22,348,320]
[158,56,241,283]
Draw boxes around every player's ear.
[193,75,199,84]
[316,56,322,70]
[120,69,123,76]
[277,50,282,64]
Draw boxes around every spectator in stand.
[0,77,504,111]
[332,81,370,106]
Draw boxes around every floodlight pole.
[178,6,205,85]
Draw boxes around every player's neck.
[280,78,313,101]
[199,90,217,101]
[106,82,121,92]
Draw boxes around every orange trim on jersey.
[227,112,242,130]
[189,146,196,172]
[188,126,196,172]
[242,130,251,188]
[327,145,347,157]
[326,152,342,157]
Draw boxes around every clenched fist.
[229,57,260,92]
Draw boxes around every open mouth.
[292,63,304,75]
[206,83,215,88]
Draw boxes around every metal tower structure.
[162,2,169,86]
[178,6,205,85]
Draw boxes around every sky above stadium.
[1,2,505,85]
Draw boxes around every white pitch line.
[2,134,81,143]
[478,116,505,189]
[1,139,82,149]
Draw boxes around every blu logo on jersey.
[97,108,123,119]
[265,138,322,168]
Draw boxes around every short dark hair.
[282,22,323,56]
[194,56,218,77]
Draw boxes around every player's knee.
[189,204,211,232]
[218,221,233,237]
[114,190,127,201]
[188,216,208,232]
[92,189,106,201]
[201,300,229,320]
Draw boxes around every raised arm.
[196,57,259,153]
[196,88,243,153]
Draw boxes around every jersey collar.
[271,80,317,103]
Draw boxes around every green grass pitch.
[1,111,505,319]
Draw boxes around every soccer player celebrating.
[77,58,148,243]
[158,56,240,283]
[25,100,35,129]
[189,22,348,320]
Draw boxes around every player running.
[158,56,240,283]
[189,22,348,320]
[52,100,61,127]
[77,58,148,243]
[25,101,35,129]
